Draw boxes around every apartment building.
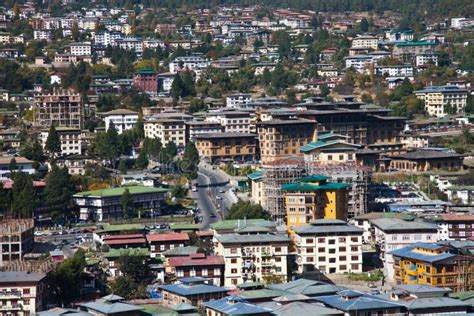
[194,133,257,164]
[388,150,464,172]
[73,186,168,221]
[351,35,379,50]
[33,88,84,129]
[144,119,187,147]
[435,214,474,240]
[371,218,439,281]
[375,65,414,77]
[167,254,225,286]
[40,127,81,156]
[133,68,158,93]
[414,85,468,118]
[169,56,210,74]
[0,157,35,180]
[69,42,91,56]
[205,110,251,134]
[415,51,439,67]
[393,41,437,63]
[102,109,139,135]
[257,118,317,164]
[226,93,252,108]
[293,219,363,274]
[390,243,474,292]
[214,232,290,287]
[0,271,48,315]
[282,175,350,235]
[146,233,190,258]
[185,121,223,142]
[0,219,34,265]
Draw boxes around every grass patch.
[348,270,384,282]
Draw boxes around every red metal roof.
[104,238,147,245]
[195,230,214,237]
[146,233,189,242]
[2,180,46,189]
[440,214,474,222]
[168,254,225,267]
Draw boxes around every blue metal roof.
[314,291,403,311]
[389,245,455,263]
[158,284,228,296]
[204,296,270,315]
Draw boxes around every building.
[146,233,190,258]
[0,157,35,180]
[205,110,252,134]
[103,234,147,249]
[169,56,210,74]
[40,127,81,156]
[185,121,224,142]
[195,133,257,164]
[104,248,150,277]
[393,41,437,63]
[0,219,34,265]
[102,109,139,135]
[371,218,439,281]
[388,150,464,172]
[435,214,474,240]
[414,85,468,118]
[282,175,350,235]
[167,253,225,286]
[226,93,252,108]
[204,296,271,316]
[293,219,363,274]
[0,271,48,315]
[390,243,474,292]
[214,231,290,287]
[33,88,84,129]
[73,186,168,221]
[415,51,439,67]
[300,133,360,165]
[158,278,228,308]
[351,35,379,50]
[375,65,414,77]
[70,42,91,56]
[144,118,187,148]
[133,68,158,93]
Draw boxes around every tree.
[358,18,369,32]
[118,159,128,174]
[45,124,61,159]
[181,71,196,97]
[44,164,75,221]
[117,254,150,283]
[226,201,270,220]
[11,172,36,218]
[135,150,149,169]
[170,184,188,199]
[181,141,199,179]
[319,84,330,98]
[121,188,133,218]
[20,139,44,163]
[161,142,177,164]
[9,158,17,173]
[170,74,185,101]
[444,101,457,115]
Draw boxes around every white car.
[191,186,198,192]
[34,231,44,236]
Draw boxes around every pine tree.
[45,124,61,159]
[135,150,149,169]
[170,74,184,101]
[120,188,133,218]
[44,164,74,220]
[11,172,36,218]
[182,141,199,180]
[118,159,128,174]
[181,71,196,97]
[9,158,17,173]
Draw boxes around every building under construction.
[0,219,34,266]
[306,163,371,218]
[262,157,306,222]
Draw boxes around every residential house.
[102,109,139,135]
[204,296,271,316]
[434,214,474,240]
[167,253,225,286]
[393,41,437,63]
[0,157,35,180]
[146,233,190,258]
[169,56,210,74]
[185,121,224,142]
[40,127,82,156]
[351,35,379,50]
[144,118,187,148]
[205,110,252,134]
[226,93,252,108]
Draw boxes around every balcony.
[0,291,22,299]
[0,304,23,311]
[261,251,273,257]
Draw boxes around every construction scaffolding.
[262,157,306,222]
[306,162,371,218]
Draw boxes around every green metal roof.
[104,248,150,258]
[300,141,326,152]
[395,41,436,47]
[247,170,263,181]
[170,223,202,231]
[74,185,168,198]
[102,224,145,233]
[210,219,276,230]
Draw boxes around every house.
[205,110,252,134]
[50,249,65,262]
[375,64,414,77]
[415,51,439,67]
[70,42,92,56]
[169,56,210,74]
[0,271,48,315]
[390,243,474,292]
[204,296,271,316]
[370,218,439,281]
[102,109,139,135]
[414,85,468,118]
[194,133,257,164]
[55,154,98,175]
[157,72,176,92]
[388,150,464,172]
[351,35,379,50]
[146,233,190,258]
[158,277,228,308]
[210,219,278,236]
[300,133,360,164]
[167,253,225,286]
[0,157,35,180]
[79,300,142,315]
[40,127,82,156]
[185,121,224,142]
[393,41,437,63]
[103,234,147,249]
[214,232,290,287]
[104,248,150,277]
[434,214,474,240]
[292,219,363,274]
[247,171,264,207]
[73,186,168,221]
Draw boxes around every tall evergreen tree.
[45,124,61,159]
[121,188,133,218]
[170,74,184,101]
[11,172,36,218]
[182,141,199,180]
[44,164,75,220]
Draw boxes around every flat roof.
[73,186,168,198]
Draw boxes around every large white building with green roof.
[73,185,168,221]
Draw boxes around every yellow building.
[390,242,474,292]
[282,175,349,235]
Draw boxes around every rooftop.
[294,220,363,235]
[158,283,228,296]
[215,233,290,245]
[389,244,455,263]
[103,248,150,258]
[0,271,46,283]
[73,185,168,198]
[146,232,190,243]
[168,254,225,267]
[194,132,257,139]
[204,296,270,315]
[370,218,439,232]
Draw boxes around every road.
[192,166,235,229]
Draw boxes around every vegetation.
[109,254,150,299]
[226,201,271,220]
[44,165,76,221]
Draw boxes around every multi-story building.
[111,37,143,55]
[0,219,34,265]
[414,85,468,118]
[144,119,187,148]
[69,42,91,56]
[185,121,224,142]
[133,68,158,94]
[375,65,414,77]
[0,271,48,315]
[102,109,139,135]
[257,118,317,164]
[33,88,84,129]
[169,56,210,74]
[146,233,190,258]
[371,218,439,281]
[214,231,290,287]
[33,29,51,41]
[415,51,439,67]
[205,110,251,134]
[167,253,225,286]
[344,54,373,73]
[301,133,360,164]
[351,35,379,50]
[390,242,474,292]
[0,157,35,180]
[388,150,464,172]
[282,175,350,235]
[293,219,363,274]
[226,93,252,108]
[194,133,257,164]
[40,126,81,156]
[393,41,437,63]
[73,186,168,221]
[435,214,474,240]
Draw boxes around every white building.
[102,109,139,135]
[370,218,439,281]
[33,29,51,41]
[415,85,469,118]
[40,127,82,156]
[351,35,379,50]
[111,37,143,54]
[169,56,210,74]
[375,65,414,77]
[415,51,439,67]
[205,110,251,134]
[70,42,91,56]
[144,119,187,148]
[0,157,35,180]
[0,272,47,315]
[226,93,252,108]
[293,219,364,274]
[95,31,123,46]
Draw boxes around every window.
[306,257,314,263]
[392,235,398,241]
[351,255,359,261]
[328,239,335,245]
[339,247,346,252]
[329,258,336,263]
[160,245,165,251]
[306,248,314,253]
[306,238,314,244]
[23,288,30,295]
[351,237,358,242]
[402,235,410,241]
[230,248,237,254]
[231,258,237,264]
[414,235,421,241]
[351,263,359,270]
[339,256,347,261]
[319,257,326,262]
[328,155,332,160]
[328,249,336,254]
[339,237,346,243]
[339,265,347,271]
[190,269,196,277]
[176,270,184,277]
[231,268,237,274]
[214,268,221,276]
[318,247,325,253]
[318,238,325,243]
[351,246,358,252]
[275,247,282,252]
[202,269,208,276]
